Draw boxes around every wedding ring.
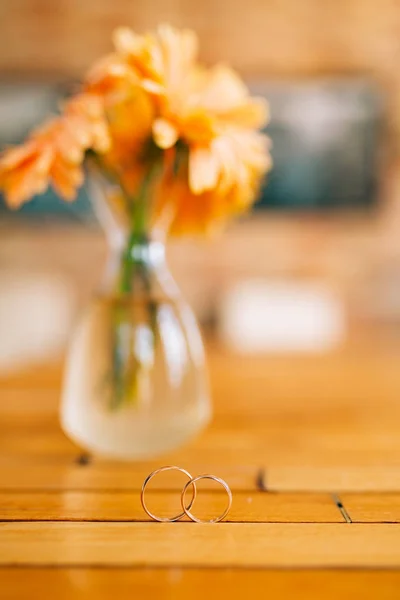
[180,474,232,523]
[141,465,197,522]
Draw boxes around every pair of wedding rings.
[141,465,232,523]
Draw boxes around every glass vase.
[60,175,211,459]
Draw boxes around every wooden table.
[1,335,400,598]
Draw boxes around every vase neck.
[102,230,177,299]
[119,233,166,273]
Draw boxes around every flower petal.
[189,146,220,194]
[113,27,143,56]
[221,97,269,129]
[50,158,83,200]
[141,79,165,95]
[2,146,53,208]
[197,65,248,112]
[0,142,38,171]
[152,118,178,149]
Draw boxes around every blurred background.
[1,0,400,371]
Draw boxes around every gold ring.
[180,474,232,523]
[141,465,197,522]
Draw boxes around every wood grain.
[0,0,399,81]
[341,494,400,523]
[2,337,400,595]
[265,466,400,492]
[4,418,400,467]
[0,459,259,491]
[2,568,400,600]
[1,522,400,568]
[3,343,400,468]
[0,491,343,523]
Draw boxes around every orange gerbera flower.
[154,129,271,234]
[100,25,271,233]
[112,24,198,100]
[109,28,267,127]
[0,24,271,236]
[151,64,269,206]
[0,93,110,207]
[100,91,155,192]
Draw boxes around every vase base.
[61,402,211,461]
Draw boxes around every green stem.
[108,167,160,410]
[118,167,157,296]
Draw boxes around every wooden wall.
[0,1,399,81]
[2,0,400,325]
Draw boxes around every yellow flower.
[0,93,110,207]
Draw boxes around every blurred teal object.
[4,185,93,219]
[255,79,381,211]
[0,79,382,219]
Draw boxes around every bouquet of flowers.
[0,24,271,234]
[0,25,271,456]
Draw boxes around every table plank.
[1,522,399,568]
[4,417,400,467]
[2,568,400,600]
[0,491,343,522]
[2,338,400,597]
[341,494,400,523]
[0,459,259,491]
[3,342,400,468]
[0,362,62,390]
[265,466,400,492]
